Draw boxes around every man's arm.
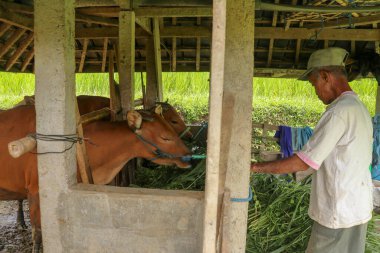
[251,155,310,174]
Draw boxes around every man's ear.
[320,70,330,82]
[127,110,142,129]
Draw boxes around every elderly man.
[251,47,373,253]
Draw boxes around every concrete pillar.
[203,0,255,252]
[220,1,255,251]
[34,0,76,251]
[119,10,135,119]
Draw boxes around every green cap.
[298,47,349,80]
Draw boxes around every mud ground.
[0,201,32,253]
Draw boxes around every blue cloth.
[274,126,293,158]
[372,115,380,180]
[291,126,313,152]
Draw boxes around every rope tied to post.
[28,133,95,155]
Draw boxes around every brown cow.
[17,95,193,140]
[13,95,193,230]
[0,105,191,252]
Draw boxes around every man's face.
[308,70,335,105]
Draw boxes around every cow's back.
[0,106,37,200]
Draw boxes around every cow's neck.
[84,122,147,185]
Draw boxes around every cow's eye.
[171,120,178,124]
[161,136,172,142]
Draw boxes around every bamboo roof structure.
[1,0,380,77]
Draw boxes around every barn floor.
[0,201,32,253]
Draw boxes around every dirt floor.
[0,201,32,253]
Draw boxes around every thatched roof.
[1,0,380,77]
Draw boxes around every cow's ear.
[155,105,163,116]
[127,110,142,129]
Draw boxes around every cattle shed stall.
[1,0,380,252]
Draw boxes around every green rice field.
[0,72,378,127]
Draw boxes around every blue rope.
[230,187,253,202]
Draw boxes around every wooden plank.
[0,29,26,59]
[80,107,110,125]
[79,38,88,72]
[118,10,135,119]
[5,32,33,71]
[0,7,33,31]
[305,13,380,29]
[20,49,34,72]
[161,26,211,38]
[324,40,329,48]
[153,17,163,101]
[101,38,108,72]
[267,0,279,67]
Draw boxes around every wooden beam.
[134,7,212,17]
[118,10,135,119]
[305,14,380,29]
[0,1,33,15]
[136,17,152,35]
[351,40,356,56]
[0,7,33,31]
[324,39,329,48]
[0,23,11,37]
[0,29,26,59]
[75,27,147,39]
[5,32,33,71]
[161,26,211,38]
[101,38,108,72]
[108,50,118,121]
[75,26,380,42]
[75,13,118,26]
[153,18,163,101]
[79,38,88,72]
[254,27,380,41]
[21,49,34,72]
[75,0,119,7]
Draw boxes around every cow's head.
[153,102,193,141]
[127,110,191,168]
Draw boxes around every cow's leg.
[17,199,27,229]
[28,192,42,253]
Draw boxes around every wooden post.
[202,0,255,252]
[75,102,94,184]
[172,17,177,72]
[145,36,158,108]
[109,50,119,121]
[118,10,135,120]
[153,17,163,102]
[202,0,226,249]
[34,0,76,251]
